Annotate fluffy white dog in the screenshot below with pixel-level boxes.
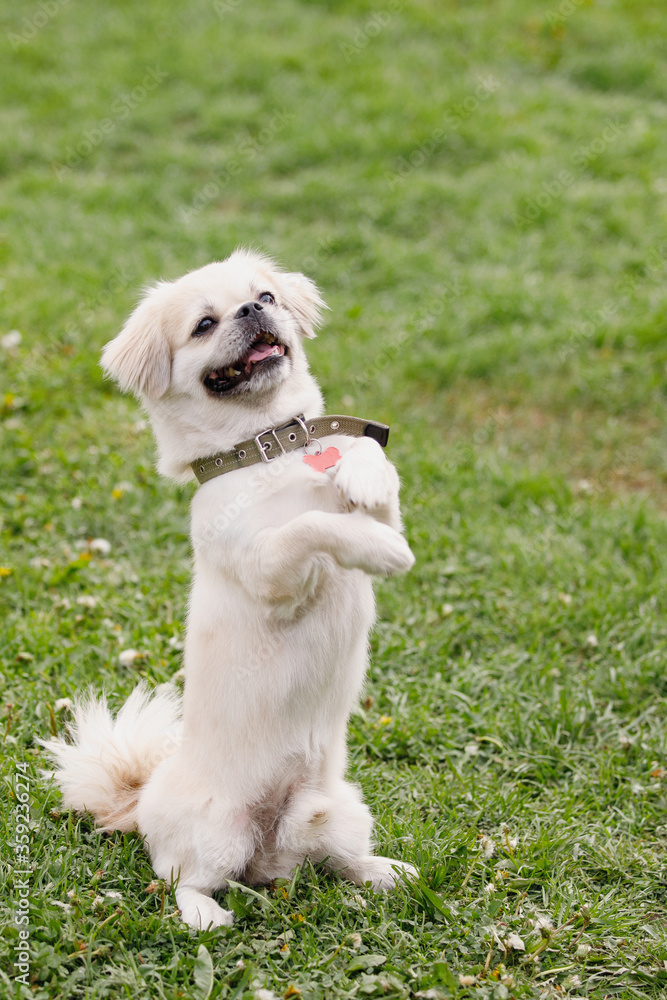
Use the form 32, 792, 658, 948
46, 249, 417, 929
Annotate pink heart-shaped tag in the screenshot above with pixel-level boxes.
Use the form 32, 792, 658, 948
303, 446, 341, 472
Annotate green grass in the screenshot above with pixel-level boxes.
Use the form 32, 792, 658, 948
2, 0, 667, 996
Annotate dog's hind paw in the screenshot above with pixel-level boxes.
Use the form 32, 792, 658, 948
176, 887, 234, 929
356, 855, 419, 890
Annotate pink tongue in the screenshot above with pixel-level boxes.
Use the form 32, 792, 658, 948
245, 343, 277, 364
243, 342, 283, 373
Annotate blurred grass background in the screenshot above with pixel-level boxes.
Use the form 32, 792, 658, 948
1, 0, 667, 997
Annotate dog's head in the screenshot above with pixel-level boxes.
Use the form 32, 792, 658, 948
101, 249, 327, 478
102, 248, 325, 402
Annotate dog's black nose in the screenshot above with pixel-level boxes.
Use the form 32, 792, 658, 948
234, 301, 264, 319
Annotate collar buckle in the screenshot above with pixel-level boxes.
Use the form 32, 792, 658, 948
254, 426, 287, 463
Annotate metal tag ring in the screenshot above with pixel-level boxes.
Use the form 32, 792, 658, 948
304, 438, 322, 456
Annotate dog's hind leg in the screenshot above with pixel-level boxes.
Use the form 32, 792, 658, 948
292, 781, 419, 891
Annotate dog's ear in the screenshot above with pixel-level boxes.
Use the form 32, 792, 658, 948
101, 285, 172, 399
280, 271, 328, 339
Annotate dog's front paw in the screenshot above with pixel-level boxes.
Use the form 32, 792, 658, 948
334, 439, 398, 512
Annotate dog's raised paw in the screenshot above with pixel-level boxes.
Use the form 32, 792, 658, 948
349, 521, 415, 577
333, 440, 398, 512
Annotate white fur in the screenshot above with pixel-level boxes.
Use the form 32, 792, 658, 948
46, 249, 417, 929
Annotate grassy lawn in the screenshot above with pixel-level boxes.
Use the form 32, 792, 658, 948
2, 0, 667, 996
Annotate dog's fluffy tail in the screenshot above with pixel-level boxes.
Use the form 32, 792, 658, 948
43, 683, 181, 832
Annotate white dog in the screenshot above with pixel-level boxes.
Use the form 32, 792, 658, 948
46, 249, 417, 929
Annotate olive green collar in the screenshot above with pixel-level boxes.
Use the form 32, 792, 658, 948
192, 413, 389, 485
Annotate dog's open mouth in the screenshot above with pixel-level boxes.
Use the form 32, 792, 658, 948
203, 332, 286, 395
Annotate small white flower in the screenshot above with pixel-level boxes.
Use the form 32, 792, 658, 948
585, 633, 598, 648
118, 648, 141, 667
348, 932, 362, 949
505, 932, 525, 951
88, 538, 111, 556
33, 557, 52, 569
1, 330, 22, 349
464, 742, 479, 756
353, 893, 367, 909
534, 915, 554, 934
67, 889, 77, 900
89, 538, 111, 555
114, 481, 134, 493
484, 882, 496, 894
168, 636, 184, 650
479, 835, 496, 858
53, 900, 73, 912
255, 991, 278, 1000
442, 603, 454, 616
92, 895, 105, 909
563, 974, 581, 988
618, 732, 634, 749
104, 890, 122, 899
459, 975, 477, 986
558, 592, 572, 606
575, 943, 591, 957
71, 497, 83, 510
54, 698, 73, 712
76, 595, 97, 608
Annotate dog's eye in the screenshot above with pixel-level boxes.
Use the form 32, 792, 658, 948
258, 292, 275, 305
193, 317, 216, 337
